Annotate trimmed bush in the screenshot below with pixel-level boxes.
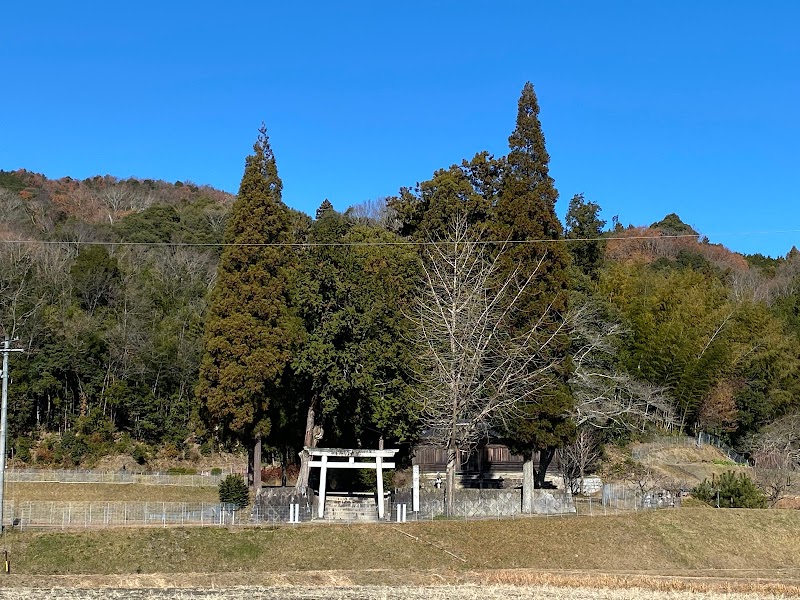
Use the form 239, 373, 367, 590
219, 474, 249, 509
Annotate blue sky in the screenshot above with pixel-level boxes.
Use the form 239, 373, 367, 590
2, 1, 798, 257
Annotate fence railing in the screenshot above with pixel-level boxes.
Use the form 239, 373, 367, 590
5, 469, 229, 487
695, 432, 749, 465
0, 489, 678, 530
1, 500, 240, 529
598, 483, 681, 512
631, 432, 749, 466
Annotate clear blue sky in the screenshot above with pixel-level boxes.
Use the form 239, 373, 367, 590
2, 1, 798, 257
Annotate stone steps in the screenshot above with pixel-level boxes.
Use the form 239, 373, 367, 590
317, 494, 382, 522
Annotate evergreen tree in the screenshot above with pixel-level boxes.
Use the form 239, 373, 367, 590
493, 83, 570, 325
650, 213, 698, 237
388, 164, 491, 240
494, 83, 574, 485
565, 193, 606, 278
293, 205, 419, 496
692, 471, 767, 508
196, 124, 302, 491
218, 474, 250, 509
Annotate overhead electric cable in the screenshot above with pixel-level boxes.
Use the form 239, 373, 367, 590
0, 230, 797, 249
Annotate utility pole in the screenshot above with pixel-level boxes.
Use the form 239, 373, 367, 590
0, 340, 24, 533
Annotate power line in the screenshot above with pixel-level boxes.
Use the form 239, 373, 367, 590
0, 230, 797, 249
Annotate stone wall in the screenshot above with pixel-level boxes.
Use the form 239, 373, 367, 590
394, 487, 575, 519
254, 485, 575, 523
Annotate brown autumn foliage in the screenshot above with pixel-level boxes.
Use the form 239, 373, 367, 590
605, 225, 750, 273
0, 169, 234, 230
698, 378, 741, 433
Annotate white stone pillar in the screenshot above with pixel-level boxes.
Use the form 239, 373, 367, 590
412, 465, 420, 512
376, 456, 384, 519
318, 455, 328, 519
522, 460, 534, 514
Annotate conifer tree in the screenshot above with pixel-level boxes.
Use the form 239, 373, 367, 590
565, 193, 606, 278
293, 204, 419, 496
196, 124, 302, 491
495, 83, 574, 487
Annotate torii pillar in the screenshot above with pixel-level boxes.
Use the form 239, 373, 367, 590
304, 447, 398, 519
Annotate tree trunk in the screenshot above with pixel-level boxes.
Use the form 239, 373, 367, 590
281, 446, 288, 487
252, 435, 262, 495
295, 396, 317, 497
534, 447, 556, 489
445, 443, 457, 517
247, 444, 254, 489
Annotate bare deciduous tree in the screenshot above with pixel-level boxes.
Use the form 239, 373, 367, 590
0, 242, 45, 343
94, 184, 154, 224
748, 413, 800, 505
346, 197, 401, 231
558, 427, 601, 494
568, 302, 677, 432
413, 218, 565, 515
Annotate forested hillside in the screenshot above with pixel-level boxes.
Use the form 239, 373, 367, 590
1, 84, 799, 487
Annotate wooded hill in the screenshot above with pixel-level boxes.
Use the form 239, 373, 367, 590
1, 84, 799, 487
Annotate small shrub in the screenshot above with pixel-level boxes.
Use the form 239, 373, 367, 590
219, 474, 249, 509
692, 470, 767, 508
166, 467, 197, 475
160, 443, 180, 460
14, 436, 33, 462
132, 444, 149, 465
114, 433, 135, 455
210, 467, 222, 476
55, 431, 88, 467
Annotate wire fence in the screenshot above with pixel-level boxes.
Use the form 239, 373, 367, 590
0, 489, 680, 530
696, 432, 749, 465
1, 500, 241, 529
596, 483, 681, 512
5, 469, 227, 487
631, 432, 749, 465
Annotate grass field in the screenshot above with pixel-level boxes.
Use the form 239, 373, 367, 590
1, 447, 797, 598
4, 483, 219, 503
0, 508, 798, 595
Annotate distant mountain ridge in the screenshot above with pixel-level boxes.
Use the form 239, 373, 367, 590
0, 169, 234, 239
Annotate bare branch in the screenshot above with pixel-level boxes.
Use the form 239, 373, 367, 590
413, 215, 565, 461
567, 302, 678, 432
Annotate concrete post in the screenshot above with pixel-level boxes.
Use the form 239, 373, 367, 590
522, 460, 534, 514
376, 456, 384, 519
412, 465, 420, 512
0, 340, 24, 531
317, 455, 328, 518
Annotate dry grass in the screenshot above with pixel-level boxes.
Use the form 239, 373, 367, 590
0, 589, 790, 600
3, 509, 799, 581
639, 445, 750, 486
0, 582, 797, 599
4, 483, 218, 503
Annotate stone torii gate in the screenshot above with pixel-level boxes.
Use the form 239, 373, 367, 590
304, 447, 398, 519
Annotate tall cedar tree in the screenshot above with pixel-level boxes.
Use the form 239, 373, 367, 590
495, 83, 574, 488
196, 125, 302, 491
